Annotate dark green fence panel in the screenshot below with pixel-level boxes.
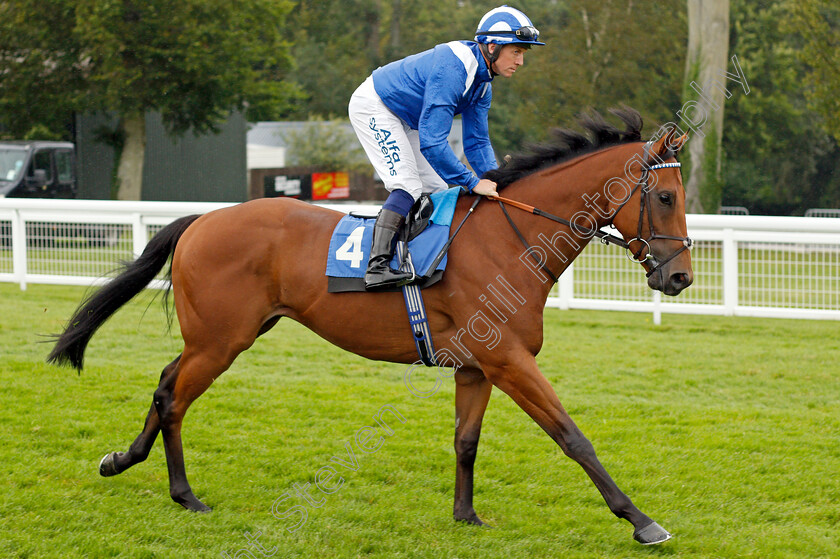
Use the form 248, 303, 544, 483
75, 112, 246, 202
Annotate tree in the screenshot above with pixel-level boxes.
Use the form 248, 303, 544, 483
682, 0, 730, 213
284, 118, 369, 172
78, 0, 302, 200
0, 0, 301, 199
0, 1, 85, 140
284, 0, 480, 120
785, 0, 840, 144
721, 0, 840, 215
491, 0, 686, 156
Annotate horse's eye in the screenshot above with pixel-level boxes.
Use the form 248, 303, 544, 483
659, 192, 673, 206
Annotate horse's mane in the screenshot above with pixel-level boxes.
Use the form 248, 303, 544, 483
484, 107, 644, 189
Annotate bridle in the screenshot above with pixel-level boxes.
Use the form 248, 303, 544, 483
624, 161, 693, 279
490, 152, 693, 284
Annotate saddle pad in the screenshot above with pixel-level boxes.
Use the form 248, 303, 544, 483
325, 187, 460, 280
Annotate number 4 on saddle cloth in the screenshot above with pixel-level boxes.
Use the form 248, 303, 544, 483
325, 187, 461, 294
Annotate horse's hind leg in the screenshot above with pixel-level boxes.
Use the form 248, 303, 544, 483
154, 345, 244, 512
99, 355, 181, 477
453, 368, 493, 526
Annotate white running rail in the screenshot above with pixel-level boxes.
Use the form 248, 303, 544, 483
2, 199, 839, 320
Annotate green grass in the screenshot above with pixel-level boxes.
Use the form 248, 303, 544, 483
1, 283, 839, 558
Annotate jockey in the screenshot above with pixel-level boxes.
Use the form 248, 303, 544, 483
349, 5, 544, 289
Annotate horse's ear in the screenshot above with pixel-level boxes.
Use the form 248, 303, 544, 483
650, 128, 689, 158
670, 133, 689, 154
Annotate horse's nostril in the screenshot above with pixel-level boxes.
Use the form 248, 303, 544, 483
671, 272, 692, 288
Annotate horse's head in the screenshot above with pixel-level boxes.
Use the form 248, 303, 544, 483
609, 127, 693, 296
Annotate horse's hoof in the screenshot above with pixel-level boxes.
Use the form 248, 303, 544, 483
454, 511, 492, 527
633, 521, 672, 545
174, 493, 212, 513
187, 502, 212, 513
99, 452, 121, 477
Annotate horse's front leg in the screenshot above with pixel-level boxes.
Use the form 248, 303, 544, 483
482, 355, 671, 545
453, 367, 493, 525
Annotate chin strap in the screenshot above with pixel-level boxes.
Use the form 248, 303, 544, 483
480, 43, 499, 77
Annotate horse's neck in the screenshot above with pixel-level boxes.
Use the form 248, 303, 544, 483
506, 145, 633, 215
497, 144, 638, 297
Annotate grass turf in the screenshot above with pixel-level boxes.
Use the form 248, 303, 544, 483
0, 282, 838, 558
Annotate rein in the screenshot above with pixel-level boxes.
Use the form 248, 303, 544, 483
489, 160, 692, 283
490, 194, 630, 284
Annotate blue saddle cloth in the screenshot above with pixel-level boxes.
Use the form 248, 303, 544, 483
325, 188, 460, 290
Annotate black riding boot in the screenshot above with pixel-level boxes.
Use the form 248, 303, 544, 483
365, 208, 413, 289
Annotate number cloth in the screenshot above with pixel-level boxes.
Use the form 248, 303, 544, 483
326, 187, 460, 280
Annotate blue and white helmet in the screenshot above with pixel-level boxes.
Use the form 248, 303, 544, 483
475, 5, 545, 46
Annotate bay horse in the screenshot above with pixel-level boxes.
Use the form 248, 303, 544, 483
48, 109, 692, 545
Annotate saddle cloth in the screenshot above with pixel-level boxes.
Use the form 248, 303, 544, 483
325, 188, 460, 293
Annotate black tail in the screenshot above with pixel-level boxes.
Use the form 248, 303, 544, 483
47, 214, 202, 371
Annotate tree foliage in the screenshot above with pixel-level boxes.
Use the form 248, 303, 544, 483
71, 0, 299, 134
785, 0, 840, 144
0, 0, 85, 139
0, 0, 300, 198
1, 0, 837, 212
284, 118, 369, 172
721, 0, 840, 215
283, 0, 482, 120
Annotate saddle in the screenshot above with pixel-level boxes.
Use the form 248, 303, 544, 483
328, 191, 459, 293
350, 194, 435, 244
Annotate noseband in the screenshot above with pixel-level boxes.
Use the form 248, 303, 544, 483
491, 158, 692, 283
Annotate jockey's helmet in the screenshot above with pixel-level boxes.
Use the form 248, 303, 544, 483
475, 5, 545, 47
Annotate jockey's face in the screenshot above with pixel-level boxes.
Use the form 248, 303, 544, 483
490, 44, 526, 78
